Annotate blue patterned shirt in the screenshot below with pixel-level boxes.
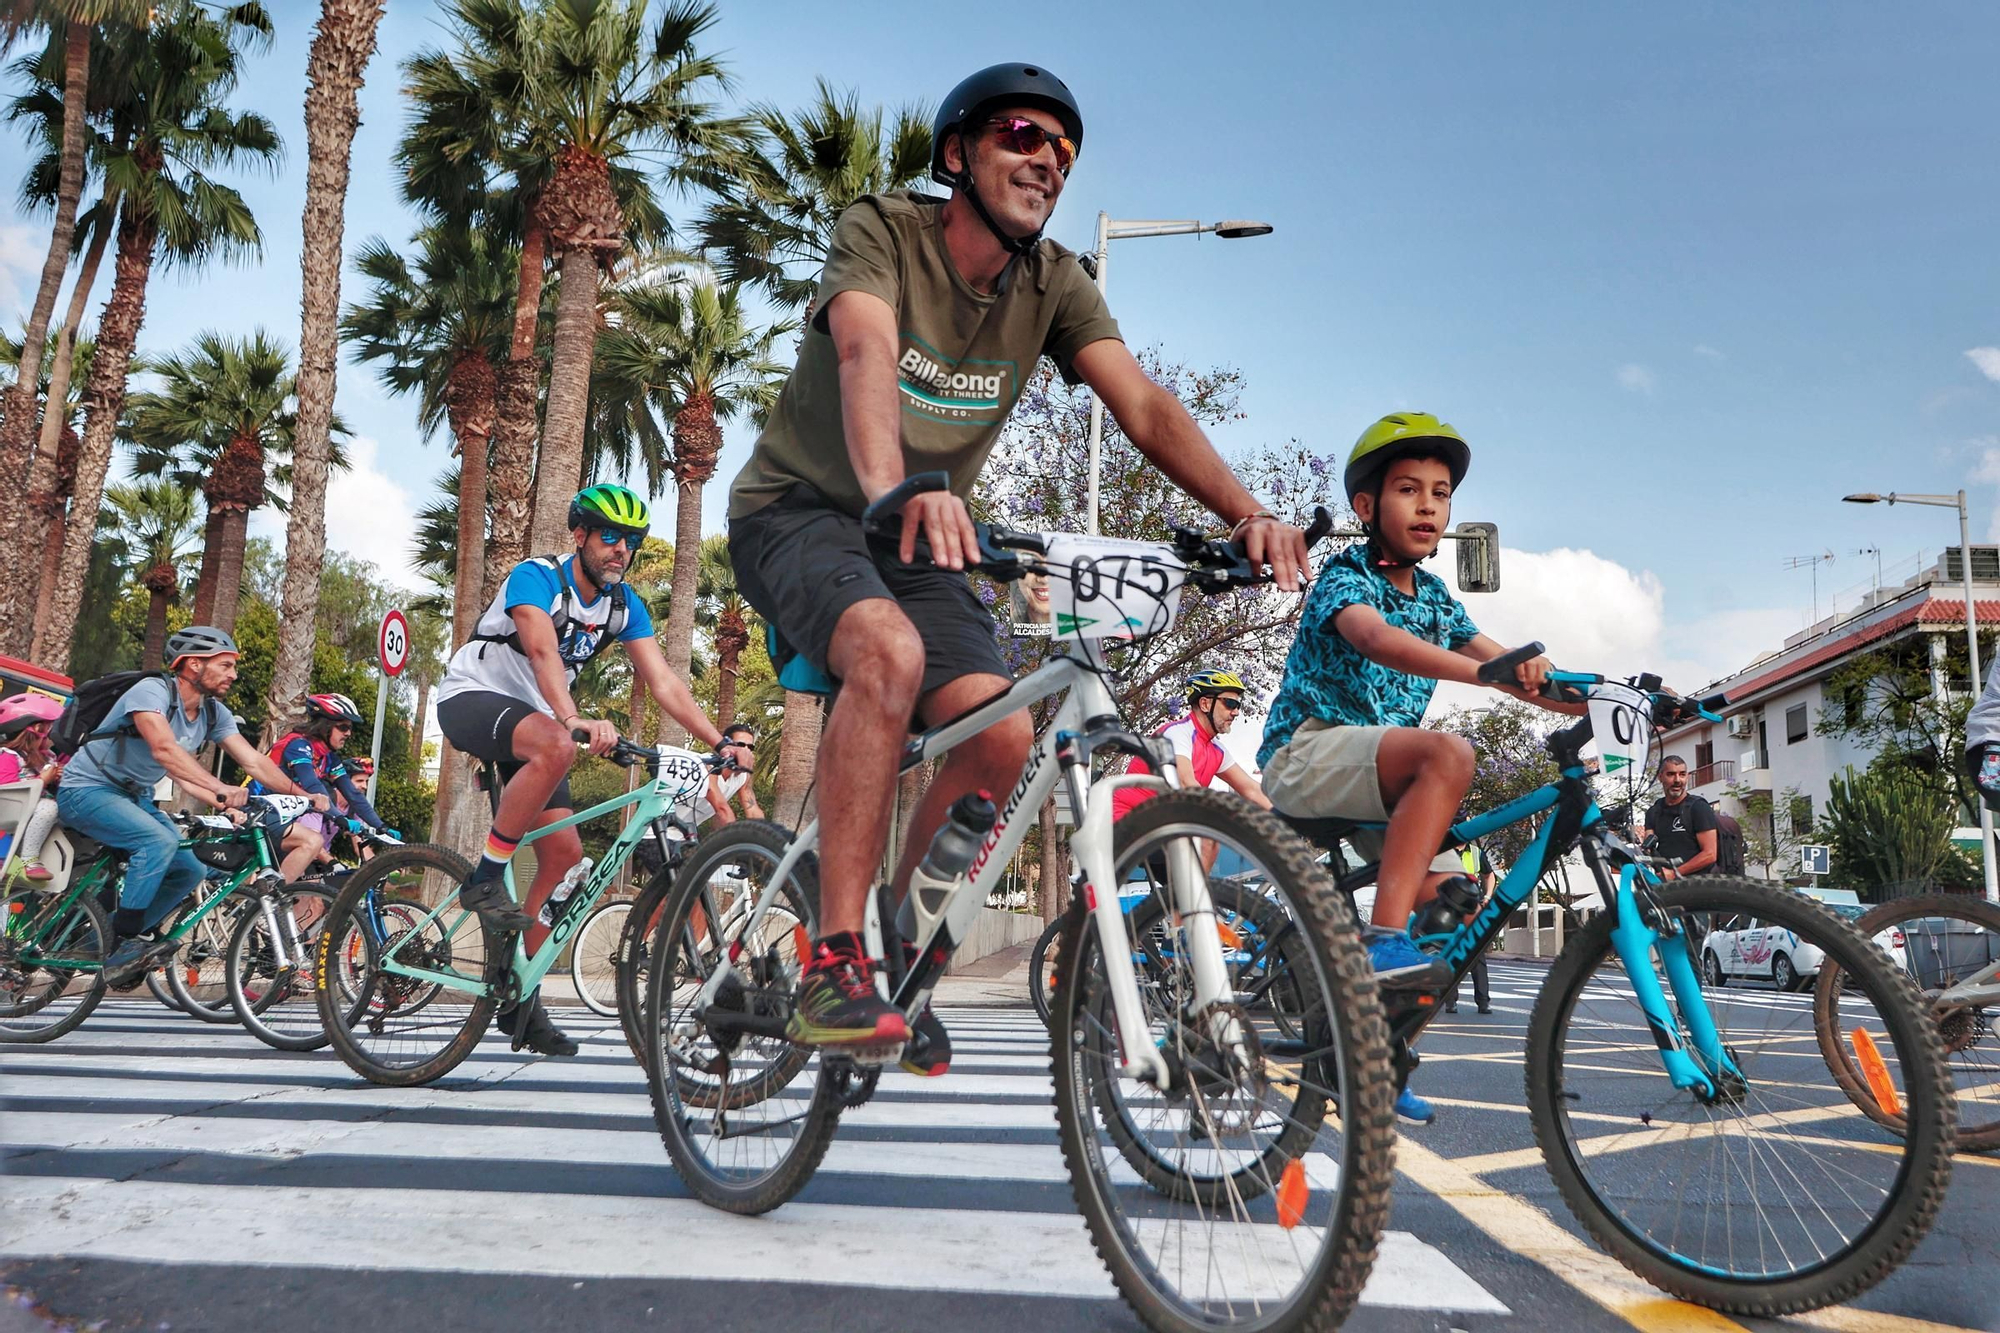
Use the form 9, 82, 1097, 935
1257, 544, 1481, 767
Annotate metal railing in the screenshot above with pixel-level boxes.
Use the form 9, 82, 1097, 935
1690, 760, 1735, 788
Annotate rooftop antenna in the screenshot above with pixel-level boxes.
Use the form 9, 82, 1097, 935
1784, 550, 1836, 624
1853, 546, 1882, 592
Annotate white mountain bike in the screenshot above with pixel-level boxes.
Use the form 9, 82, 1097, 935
638, 475, 1398, 1333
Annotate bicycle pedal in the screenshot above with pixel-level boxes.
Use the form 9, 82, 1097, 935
845, 1039, 907, 1069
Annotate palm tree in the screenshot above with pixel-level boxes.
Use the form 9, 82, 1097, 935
36, 1, 279, 671
1, 329, 91, 655
399, 0, 752, 561
0, 2, 150, 548
343, 223, 514, 651
102, 476, 199, 664
126, 329, 297, 635
596, 276, 786, 744
696, 532, 756, 729
263, 0, 387, 748
699, 79, 932, 315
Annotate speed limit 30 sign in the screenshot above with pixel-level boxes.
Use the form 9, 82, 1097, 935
379, 608, 410, 678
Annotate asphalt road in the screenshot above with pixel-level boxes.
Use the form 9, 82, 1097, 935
3, 961, 1996, 1333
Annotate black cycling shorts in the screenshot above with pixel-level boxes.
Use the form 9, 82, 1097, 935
435, 690, 575, 811
729, 484, 1009, 701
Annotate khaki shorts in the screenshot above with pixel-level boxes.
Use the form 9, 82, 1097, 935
1263, 721, 1463, 874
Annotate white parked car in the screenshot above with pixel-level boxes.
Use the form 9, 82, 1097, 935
1700, 891, 1906, 990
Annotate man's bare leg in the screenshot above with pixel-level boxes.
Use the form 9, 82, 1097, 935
817, 599, 926, 936
889, 674, 1029, 898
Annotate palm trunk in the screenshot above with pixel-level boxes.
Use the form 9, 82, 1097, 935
715, 641, 741, 731
659, 477, 704, 747
431, 743, 466, 849
488, 224, 546, 590
444, 351, 495, 650
772, 690, 823, 827
190, 506, 226, 624
208, 506, 252, 636
25, 216, 112, 652
142, 588, 171, 666
409, 678, 430, 767
41, 199, 160, 673
264, 0, 386, 746
0, 21, 92, 618
529, 248, 598, 554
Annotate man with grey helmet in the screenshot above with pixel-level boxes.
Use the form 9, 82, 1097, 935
56, 627, 330, 986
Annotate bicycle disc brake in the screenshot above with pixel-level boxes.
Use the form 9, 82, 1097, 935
1174, 1001, 1269, 1137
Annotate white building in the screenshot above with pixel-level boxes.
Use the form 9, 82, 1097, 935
1660, 547, 2000, 864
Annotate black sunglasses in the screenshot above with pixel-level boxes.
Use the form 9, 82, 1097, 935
1212, 696, 1245, 711
984, 115, 1077, 175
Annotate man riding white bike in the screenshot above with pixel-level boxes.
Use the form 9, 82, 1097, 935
726, 62, 1308, 1069
435, 483, 725, 1056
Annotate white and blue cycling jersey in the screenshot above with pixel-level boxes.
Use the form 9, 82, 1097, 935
436, 555, 656, 715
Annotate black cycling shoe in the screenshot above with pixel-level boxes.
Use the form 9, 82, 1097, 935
458, 872, 534, 934
497, 993, 578, 1057
100, 931, 177, 989
896, 943, 950, 1077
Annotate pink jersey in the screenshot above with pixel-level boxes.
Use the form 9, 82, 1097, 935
1111, 715, 1239, 820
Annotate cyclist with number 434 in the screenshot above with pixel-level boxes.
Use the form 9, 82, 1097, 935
726, 61, 1309, 1068
434, 484, 725, 1056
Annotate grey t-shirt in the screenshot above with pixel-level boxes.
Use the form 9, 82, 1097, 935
63, 676, 238, 794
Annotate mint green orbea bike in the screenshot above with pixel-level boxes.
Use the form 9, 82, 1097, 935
313, 745, 727, 1086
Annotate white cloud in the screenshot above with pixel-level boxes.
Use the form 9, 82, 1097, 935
248, 434, 427, 593
0, 224, 43, 323
1693, 344, 1724, 360
1967, 348, 2000, 383
1615, 363, 1656, 394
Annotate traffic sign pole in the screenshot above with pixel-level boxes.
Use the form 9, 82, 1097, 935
367, 675, 388, 804
372, 609, 411, 805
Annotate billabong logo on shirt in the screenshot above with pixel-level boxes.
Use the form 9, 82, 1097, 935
897, 338, 1016, 424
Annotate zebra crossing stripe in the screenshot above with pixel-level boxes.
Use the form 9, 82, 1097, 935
2, 1002, 1510, 1315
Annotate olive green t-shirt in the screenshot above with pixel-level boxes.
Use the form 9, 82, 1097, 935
728, 190, 1122, 520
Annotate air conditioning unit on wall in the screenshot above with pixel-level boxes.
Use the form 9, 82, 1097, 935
1725, 714, 1756, 739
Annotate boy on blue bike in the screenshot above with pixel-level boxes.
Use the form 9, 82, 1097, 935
1259, 413, 1578, 1121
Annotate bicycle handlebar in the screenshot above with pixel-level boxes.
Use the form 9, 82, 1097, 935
1474, 643, 1728, 731
857, 469, 1336, 592
569, 729, 740, 774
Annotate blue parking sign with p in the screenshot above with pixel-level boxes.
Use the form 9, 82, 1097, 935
1800, 844, 1831, 876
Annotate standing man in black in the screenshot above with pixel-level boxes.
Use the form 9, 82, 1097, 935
1645, 755, 1718, 881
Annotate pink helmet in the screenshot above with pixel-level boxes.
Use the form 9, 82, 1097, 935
0, 692, 64, 731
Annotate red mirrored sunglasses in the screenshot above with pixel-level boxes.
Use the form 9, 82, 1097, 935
985, 116, 1076, 175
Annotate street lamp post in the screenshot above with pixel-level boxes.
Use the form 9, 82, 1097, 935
1843, 489, 1999, 904
1082, 212, 1274, 534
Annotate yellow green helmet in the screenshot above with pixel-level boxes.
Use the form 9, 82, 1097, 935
568, 483, 651, 535
1186, 668, 1246, 701
1343, 412, 1470, 503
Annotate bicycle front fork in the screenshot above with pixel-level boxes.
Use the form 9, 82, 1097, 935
1599, 857, 1742, 1100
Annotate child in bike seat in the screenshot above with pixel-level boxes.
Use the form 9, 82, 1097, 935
0, 692, 65, 884
1257, 414, 1578, 1121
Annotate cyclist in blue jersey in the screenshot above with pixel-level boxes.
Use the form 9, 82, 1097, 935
435, 484, 725, 1055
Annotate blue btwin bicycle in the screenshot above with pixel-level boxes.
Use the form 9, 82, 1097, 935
1280, 643, 1955, 1314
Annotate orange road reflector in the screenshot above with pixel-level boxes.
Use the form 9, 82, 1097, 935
1277, 1158, 1308, 1229
1849, 1028, 1903, 1118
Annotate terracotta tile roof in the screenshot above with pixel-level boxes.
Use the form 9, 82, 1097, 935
1721, 597, 2000, 708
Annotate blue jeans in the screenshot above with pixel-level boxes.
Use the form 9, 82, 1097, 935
55, 783, 204, 932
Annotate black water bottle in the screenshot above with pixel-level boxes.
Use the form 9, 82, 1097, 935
1409, 874, 1482, 941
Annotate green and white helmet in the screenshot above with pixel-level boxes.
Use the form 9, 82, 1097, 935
568, 484, 651, 536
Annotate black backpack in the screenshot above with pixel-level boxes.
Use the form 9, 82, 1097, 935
1715, 813, 1747, 877
49, 671, 223, 761
471, 555, 631, 669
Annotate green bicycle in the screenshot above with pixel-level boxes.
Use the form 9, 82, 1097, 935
0, 794, 314, 1042
312, 743, 728, 1086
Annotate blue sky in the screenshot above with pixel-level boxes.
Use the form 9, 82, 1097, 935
5, 0, 1999, 702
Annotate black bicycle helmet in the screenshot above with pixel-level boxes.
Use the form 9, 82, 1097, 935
931, 63, 1083, 256
164, 625, 240, 668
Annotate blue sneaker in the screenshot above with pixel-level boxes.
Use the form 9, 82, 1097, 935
1395, 1087, 1435, 1125
1366, 930, 1445, 988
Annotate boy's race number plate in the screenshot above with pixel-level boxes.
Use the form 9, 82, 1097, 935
1041, 535, 1184, 642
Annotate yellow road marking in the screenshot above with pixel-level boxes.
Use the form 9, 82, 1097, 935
1394, 1135, 1750, 1333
